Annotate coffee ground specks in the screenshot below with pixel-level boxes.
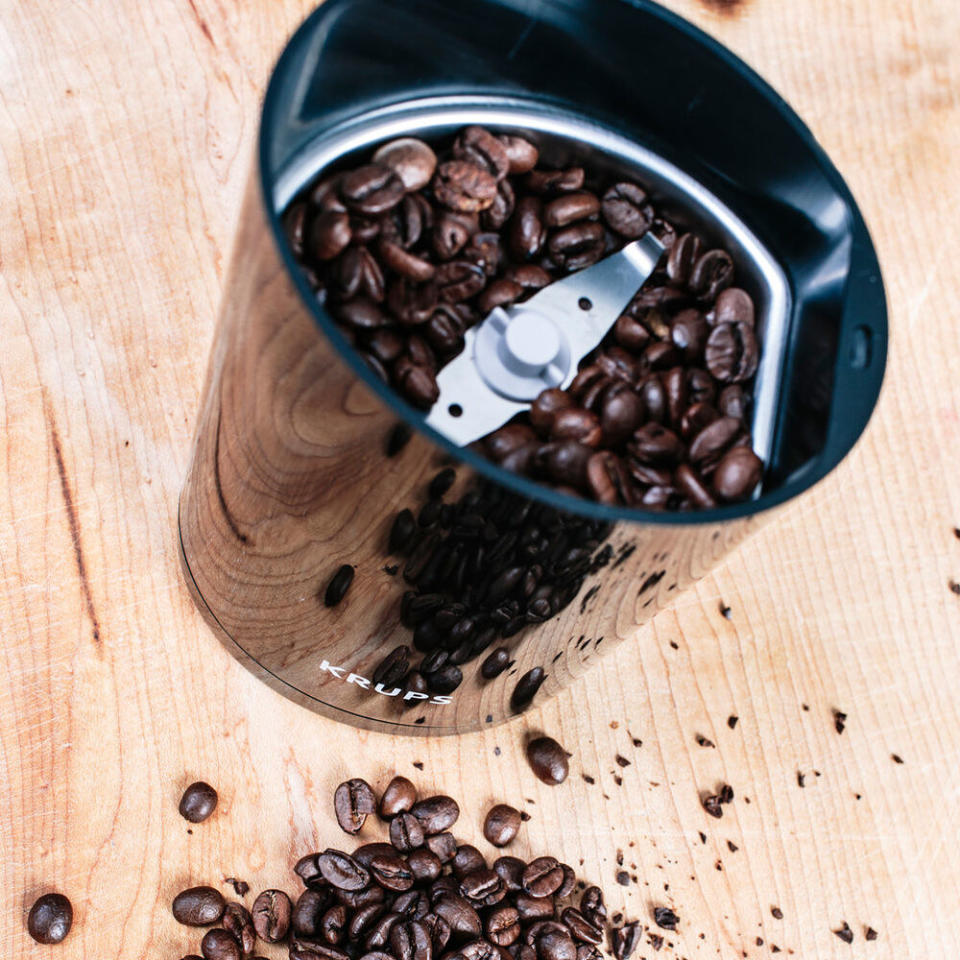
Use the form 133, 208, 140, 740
833, 921, 854, 943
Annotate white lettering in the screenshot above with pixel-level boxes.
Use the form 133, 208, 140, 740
374, 682, 402, 697
430, 695, 453, 705
346, 673, 370, 689
318, 660, 345, 679
403, 690, 429, 702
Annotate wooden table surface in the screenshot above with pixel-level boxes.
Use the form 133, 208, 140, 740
3, 0, 960, 957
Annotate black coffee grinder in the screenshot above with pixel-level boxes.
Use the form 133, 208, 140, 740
179, 0, 886, 733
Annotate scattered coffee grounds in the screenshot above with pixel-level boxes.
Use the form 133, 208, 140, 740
698, 831, 707, 844
284, 125, 765, 512
718, 783, 734, 804
726, 841, 738, 853
865, 926, 878, 941
695, 734, 715, 748
179, 781, 218, 823
614, 754, 631, 767
27, 892, 73, 944
755, 936, 764, 946
833, 710, 847, 735
483, 804, 522, 847
796, 771, 805, 788
612, 920, 641, 960
833, 921, 854, 943
718, 603, 732, 619
224, 878, 250, 897
172, 886, 227, 926
950, 580, 960, 596
701, 794, 723, 818
770, 906, 783, 920
382, 470, 610, 696
526, 736, 570, 785
582, 774, 595, 785
647, 931, 664, 951
324, 564, 356, 607
175, 774, 635, 960
615, 871, 630, 886
653, 906, 679, 931
727, 715, 738, 729
891, 753, 904, 764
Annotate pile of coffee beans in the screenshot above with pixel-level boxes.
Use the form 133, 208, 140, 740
375, 470, 614, 701
285, 125, 764, 511
172, 774, 634, 960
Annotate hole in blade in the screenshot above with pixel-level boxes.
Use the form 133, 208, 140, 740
578, 297, 592, 311
448, 403, 463, 418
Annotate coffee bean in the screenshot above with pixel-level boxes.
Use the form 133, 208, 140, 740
505, 263, 552, 292
688, 417, 741, 466
670, 309, 709, 362
543, 192, 600, 228
379, 775, 417, 817
433, 161, 498, 213
628, 423, 683, 466
613, 313, 651, 352
689, 249, 734, 299
482, 178, 517, 230
705, 321, 759, 382
425, 831, 457, 863
587, 451, 632, 505
561, 908, 602, 944
27, 893, 73, 944
179, 781, 218, 823
511, 667, 547, 712
334, 778, 377, 834
498, 135, 539, 174
477, 278, 524, 314
537, 928, 577, 960
410, 795, 459, 835
483, 804, 522, 847
310, 211, 352, 261
675, 463, 716, 509
173, 886, 226, 926
390, 918, 432, 960
332, 246, 385, 302
612, 921, 641, 960
535, 442, 591, 488
404, 848, 441, 883
480, 647, 511, 679
712, 446, 763, 501
222, 901, 256, 954
550, 408, 601, 446
680, 401, 718, 439
319, 849, 370, 890
380, 239, 436, 283
522, 857, 564, 897
547, 221, 604, 271
341, 164, 405, 216
599, 382, 644, 446
425, 663, 462, 694
487, 905, 522, 945
390, 812, 425, 852
372, 138, 437, 192
284, 202, 308, 258
712, 286, 754, 326
325, 565, 356, 608
370, 853, 415, 892
432, 894, 482, 938
508, 196, 546, 260
373, 646, 411, 686
652, 906, 679, 931
516, 893, 555, 922
293, 888, 333, 938
454, 126, 510, 182
601, 183, 652, 238
251, 889, 292, 943
460, 867, 503, 902
525, 167, 584, 194
201, 928, 241, 960
666, 233, 701, 285
526, 737, 568, 785
395, 359, 440, 409
433, 259, 487, 303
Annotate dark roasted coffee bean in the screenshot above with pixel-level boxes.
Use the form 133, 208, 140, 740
537, 929, 576, 960
477, 278, 524, 314
333, 246, 385, 302
666, 233, 701, 285
464, 231, 503, 276
373, 646, 411, 686
712, 446, 763, 502
371, 853, 415, 892
360, 350, 389, 382
515, 893, 555, 922
550, 408, 602, 447
27, 892, 73, 945
522, 857, 564, 897
482, 177, 517, 230
641, 485, 676, 510
525, 167, 585, 194
505, 263, 553, 292
511, 666, 547, 712
390, 919, 433, 960
201, 928, 241, 960
483, 804, 522, 847
372, 138, 437, 192
379, 775, 417, 818
529, 388, 572, 436
294, 854, 325, 889
432, 211, 478, 261
680, 401, 719, 439
601, 183, 653, 238
432, 894, 482, 939
425, 664, 462, 694
576, 947, 603, 960
336, 884, 385, 910
705, 321, 759, 382
292, 947, 351, 960
485, 424, 537, 462
674, 463, 716, 509
388, 277, 438, 326
406, 848, 443, 883
179, 781, 218, 823
451, 845, 487, 879
390, 812, 425, 852
717, 384, 749, 421
222, 902, 255, 954
333, 297, 388, 330
390, 509, 417, 554
492, 856, 526, 892
487, 906, 522, 946
652, 906, 679, 931
628, 461, 672, 487
599, 382, 644, 446
395, 358, 440, 409
341, 164, 405, 216
686, 367, 716, 406
319, 849, 370, 890
689, 249, 734, 299
613, 312, 651, 352
454, 126, 510, 182
526, 736, 568, 785
712, 286, 754, 326
628, 423, 683, 466
354, 844, 399, 870
310, 211, 352, 261
320, 904, 349, 944
433, 161, 498, 212
382, 193, 431, 249
434, 260, 487, 303
587, 451, 632, 505
537, 442, 591, 489
643, 340, 681, 370
459, 940, 501, 960
172, 886, 226, 926
284, 201, 308, 258
662, 366, 687, 429
543, 192, 600, 228
612, 921, 640, 960
460, 868, 502, 902
547, 221, 605, 271
579, 887, 606, 926
638, 375, 667, 424
508, 196, 546, 260
325, 565, 356, 608
365, 911, 402, 948
293, 888, 331, 937
425, 831, 458, 862
670, 308, 709, 361
561, 908, 602, 945
424, 305, 467, 357
481, 647, 512, 679
363, 327, 405, 364
251, 890, 292, 943
380, 239, 436, 283
689, 416, 740, 466
497, 135, 539, 174
410, 795, 459, 835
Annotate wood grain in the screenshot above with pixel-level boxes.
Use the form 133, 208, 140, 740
2, 0, 959, 957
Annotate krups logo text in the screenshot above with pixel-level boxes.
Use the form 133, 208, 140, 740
318, 660, 452, 705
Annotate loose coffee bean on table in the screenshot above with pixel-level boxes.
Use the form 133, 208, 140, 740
173, 773, 643, 960
526, 736, 570, 785
285, 125, 765, 512
334, 777, 377, 834
179, 781, 218, 823
483, 803, 522, 847
27, 892, 73, 944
